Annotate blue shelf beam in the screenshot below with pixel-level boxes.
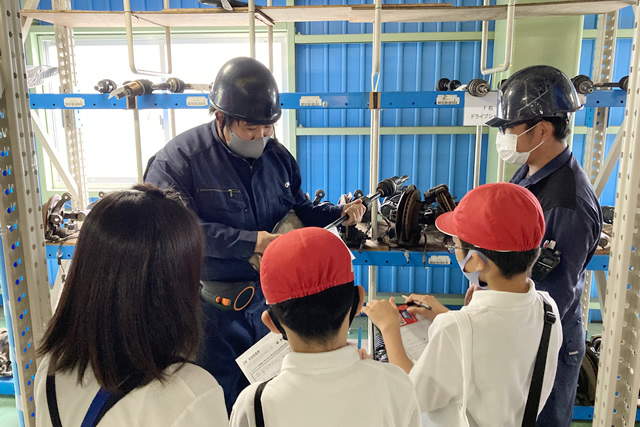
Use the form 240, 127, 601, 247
352, 251, 608, 271
573, 405, 640, 421
46, 243, 609, 271
0, 376, 14, 396
29, 90, 626, 110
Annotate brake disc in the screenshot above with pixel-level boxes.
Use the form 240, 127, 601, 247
396, 187, 421, 246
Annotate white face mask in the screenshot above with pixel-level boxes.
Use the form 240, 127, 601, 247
227, 132, 270, 159
496, 122, 544, 165
458, 250, 488, 289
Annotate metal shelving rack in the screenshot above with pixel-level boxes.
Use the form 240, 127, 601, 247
0, 0, 638, 426
593, 1, 640, 424
0, 1, 52, 425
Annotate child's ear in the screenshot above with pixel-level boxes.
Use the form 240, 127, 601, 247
469, 252, 487, 272
355, 285, 365, 315
261, 310, 281, 334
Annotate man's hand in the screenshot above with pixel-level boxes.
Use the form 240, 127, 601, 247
255, 231, 280, 254
405, 293, 449, 321
341, 199, 366, 226
361, 297, 402, 334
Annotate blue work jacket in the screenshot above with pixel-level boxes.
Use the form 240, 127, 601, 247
144, 121, 342, 282
511, 147, 602, 357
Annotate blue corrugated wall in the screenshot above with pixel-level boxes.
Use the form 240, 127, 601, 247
33, 0, 634, 299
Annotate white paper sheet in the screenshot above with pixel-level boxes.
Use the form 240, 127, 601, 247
235, 332, 291, 383
400, 317, 432, 362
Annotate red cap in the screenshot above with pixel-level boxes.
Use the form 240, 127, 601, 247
435, 183, 545, 252
260, 227, 355, 304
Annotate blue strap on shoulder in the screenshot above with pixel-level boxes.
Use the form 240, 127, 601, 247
81, 388, 113, 427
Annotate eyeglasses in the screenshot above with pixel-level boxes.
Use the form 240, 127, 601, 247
443, 236, 471, 254
444, 244, 465, 254
498, 120, 542, 136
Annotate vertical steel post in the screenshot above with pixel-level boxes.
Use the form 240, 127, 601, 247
580, 11, 618, 332
367, 0, 383, 354
0, 1, 52, 425
594, 3, 640, 425
52, 0, 88, 209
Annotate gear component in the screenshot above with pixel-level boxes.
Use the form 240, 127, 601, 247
94, 79, 117, 94
467, 78, 490, 97
436, 78, 461, 91
571, 74, 594, 95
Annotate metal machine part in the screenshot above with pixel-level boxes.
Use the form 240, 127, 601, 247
383, 183, 456, 248
436, 78, 461, 91
576, 336, 601, 406
324, 175, 409, 230
337, 192, 369, 250
572, 74, 629, 95
467, 78, 490, 97
197, 0, 247, 9
602, 205, 614, 224
110, 79, 154, 99
423, 183, 457, 215
395, 186, 422, 247
437, 78, 489, 97
108, 78, 210, 100
93, 79, 117, 94
312, 189, 325, 206
272, 209, 305, 234
42, 193, 87, 242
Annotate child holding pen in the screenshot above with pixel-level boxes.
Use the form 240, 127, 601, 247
230, 227, 420, 427
363, 183, 563, 426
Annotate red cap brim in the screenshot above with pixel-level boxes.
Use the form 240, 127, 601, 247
435, 211, 457, 238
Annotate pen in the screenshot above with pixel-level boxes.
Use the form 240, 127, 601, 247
402, 295, 432, 310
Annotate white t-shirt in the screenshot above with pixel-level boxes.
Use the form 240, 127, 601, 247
230, 345, 421, 427
34, 354, 228, 427
409, 280, 562, 427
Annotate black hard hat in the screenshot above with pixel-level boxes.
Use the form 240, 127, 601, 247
210, 57, 281, 125
486, 65, 582, 128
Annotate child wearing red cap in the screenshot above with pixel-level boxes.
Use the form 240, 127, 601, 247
363, 183, 562, 426
230, 227, 421, 427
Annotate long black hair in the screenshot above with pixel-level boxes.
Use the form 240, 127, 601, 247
38, 184, 205, 392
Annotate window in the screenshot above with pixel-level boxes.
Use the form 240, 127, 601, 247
37, 32, 287, 190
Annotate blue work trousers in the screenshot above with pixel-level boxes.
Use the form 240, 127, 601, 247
536, 318, 585, 427
196, 288, 270, 414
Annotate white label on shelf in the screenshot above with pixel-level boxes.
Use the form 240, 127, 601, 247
578, 94, 587, 105
300, 96, 322, 107
63, 97, 85, 108
186, 96, 208, 107
428, 255, 451, 265
435, 94, 460, 105
463, 92, 498, 126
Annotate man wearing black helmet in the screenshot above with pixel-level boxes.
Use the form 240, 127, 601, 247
485, 65, 602, 426
144, 57, 365, 412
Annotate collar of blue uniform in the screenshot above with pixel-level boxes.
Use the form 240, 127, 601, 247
512, 146, 572, 187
